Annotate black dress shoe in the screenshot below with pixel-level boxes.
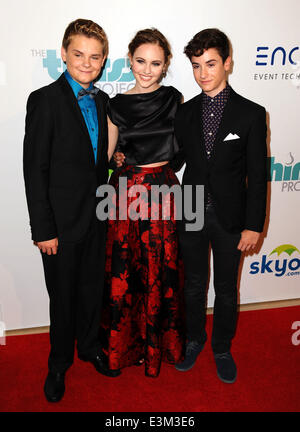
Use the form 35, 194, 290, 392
79, 351, 121, 377
214, 351, 237, 383
175, 341, 204, 372
44, 371, 65, 403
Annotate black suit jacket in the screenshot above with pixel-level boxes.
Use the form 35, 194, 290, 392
23, 74, 109, 242
174, 88, 267, 234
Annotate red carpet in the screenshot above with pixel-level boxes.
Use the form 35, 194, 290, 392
0, 306, 299, 412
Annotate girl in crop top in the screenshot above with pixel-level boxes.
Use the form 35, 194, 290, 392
100, 28, 185, 378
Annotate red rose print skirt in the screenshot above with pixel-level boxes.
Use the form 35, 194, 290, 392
100, 163, 185, 377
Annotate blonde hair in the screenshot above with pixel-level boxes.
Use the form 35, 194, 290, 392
62, 19, 109, 57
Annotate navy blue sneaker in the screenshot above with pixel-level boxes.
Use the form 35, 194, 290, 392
214, 352, 237, 383
175, 341, 204, 371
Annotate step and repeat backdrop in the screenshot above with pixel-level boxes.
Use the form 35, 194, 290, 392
0, 0, 299, 330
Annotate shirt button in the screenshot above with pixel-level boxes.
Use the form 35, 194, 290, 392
208, 132, 212, 136
211, 113, 214, 117
87, 109, 89, 112
92, 128, 94, 131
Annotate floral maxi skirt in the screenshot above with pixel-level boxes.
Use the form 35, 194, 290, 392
100, 164, 185, 377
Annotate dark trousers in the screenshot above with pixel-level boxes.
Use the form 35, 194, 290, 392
178, 206, 241, 354
41, 221, 106, 373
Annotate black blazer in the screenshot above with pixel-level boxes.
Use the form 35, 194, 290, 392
23, 74, 109, 242
174, 88, 267, 234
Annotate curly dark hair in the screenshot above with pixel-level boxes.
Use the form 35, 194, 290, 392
184, 28, 230, 63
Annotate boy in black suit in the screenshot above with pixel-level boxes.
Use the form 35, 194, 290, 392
23, 19, 119, 403
174, 29, 267, 383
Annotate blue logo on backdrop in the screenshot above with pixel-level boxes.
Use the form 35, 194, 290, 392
254, 46, 300, 85
97, 57, 134, 95
42, 50, 66, 80
256, 46, 299, 66
249, 244, 300, 278
268, 154, 300, 192
42, 50, 134, 95
98, 58, 133, 82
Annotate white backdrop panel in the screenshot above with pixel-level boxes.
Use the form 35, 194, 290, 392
0, 0, 299, 330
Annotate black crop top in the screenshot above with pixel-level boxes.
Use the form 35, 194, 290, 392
108, 85, 182, 165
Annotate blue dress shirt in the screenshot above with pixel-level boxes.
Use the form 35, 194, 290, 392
64, 70, 99, 163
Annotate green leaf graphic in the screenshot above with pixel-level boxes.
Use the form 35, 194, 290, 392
269, 244, 300, 257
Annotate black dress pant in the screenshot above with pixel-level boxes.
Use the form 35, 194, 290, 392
41, 221, 106, 373
178, 206, 241, 354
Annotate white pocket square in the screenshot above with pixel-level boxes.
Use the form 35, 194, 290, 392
223, 133, 240, 141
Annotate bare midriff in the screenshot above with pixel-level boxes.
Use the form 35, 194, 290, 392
137, 161, 169, 168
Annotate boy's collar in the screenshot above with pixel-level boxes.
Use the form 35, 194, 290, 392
202, 82, 231, 104
64, 69, 93, 97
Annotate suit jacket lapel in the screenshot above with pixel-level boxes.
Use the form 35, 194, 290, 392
57, 74, 94, 152
94, 94, 106, 166
191, 93, 208, 163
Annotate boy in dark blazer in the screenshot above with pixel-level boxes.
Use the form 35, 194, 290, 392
23, 19, 119, 403
174, 29, 267, 383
